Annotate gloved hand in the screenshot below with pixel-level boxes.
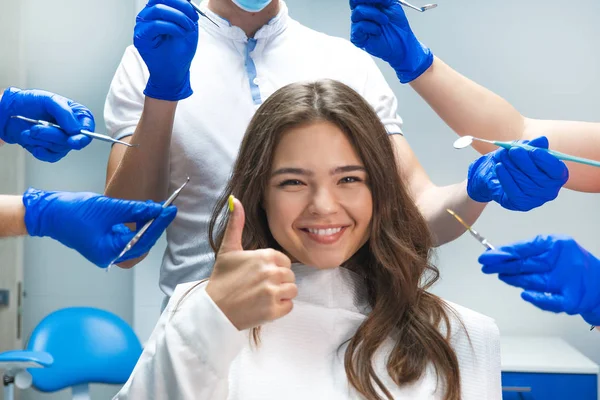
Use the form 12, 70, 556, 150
479, 234, 600, 326
0, 87, 94, 162
467, 136, 568, 211
349, 0, 433, 83
22, 188, 177, 268
134, 0, 199, 101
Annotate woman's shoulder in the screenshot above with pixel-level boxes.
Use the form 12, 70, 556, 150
165, 279, 211, 314
443, 300, 499, 337
442, 300, 501, 376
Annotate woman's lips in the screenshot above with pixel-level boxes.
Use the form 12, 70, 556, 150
300, 226, 348, 245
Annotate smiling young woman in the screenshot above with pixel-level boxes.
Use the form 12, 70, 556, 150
114, 79, 501, 400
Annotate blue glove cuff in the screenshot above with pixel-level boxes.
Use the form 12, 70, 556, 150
0, 87, 21, 143
581, 312, 600, 327
467, 181, 490, 203
466, 157, 493, 203
393, 45, 434, 84
143, 72, 193, 101
22, 187, 48, 237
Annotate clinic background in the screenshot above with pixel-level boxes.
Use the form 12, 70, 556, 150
1, 0, 599, 398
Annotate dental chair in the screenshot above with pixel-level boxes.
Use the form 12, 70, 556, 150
0, 307, 142, 400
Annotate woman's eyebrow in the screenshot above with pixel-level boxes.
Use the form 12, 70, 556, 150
271, 165, 366, 177
271, 167, 313, 177
331, 165, 366, 174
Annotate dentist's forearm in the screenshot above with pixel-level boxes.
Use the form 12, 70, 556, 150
105, 97, 176, 203
104, 97, 176, 269
410, 57, 526, 153
411, 57, 600, 192
0, 195, 27, 237
415, 180, 487, 246
390, 135, 487, 246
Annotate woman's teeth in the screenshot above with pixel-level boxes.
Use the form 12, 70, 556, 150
307, 227, 342, 236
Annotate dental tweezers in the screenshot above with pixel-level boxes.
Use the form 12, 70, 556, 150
11, 115, 136, 148
446, 209, 495, 250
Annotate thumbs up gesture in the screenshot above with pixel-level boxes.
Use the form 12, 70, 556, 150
206, 196, 297, 331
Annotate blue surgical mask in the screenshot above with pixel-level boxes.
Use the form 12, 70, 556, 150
231, 0, 273, 12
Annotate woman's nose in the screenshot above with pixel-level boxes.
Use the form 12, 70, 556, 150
307, 188, 339, 216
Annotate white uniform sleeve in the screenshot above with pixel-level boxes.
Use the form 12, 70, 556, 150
358, 53, 404, 135
104, 45, 149, 141
114, 281, 245, 400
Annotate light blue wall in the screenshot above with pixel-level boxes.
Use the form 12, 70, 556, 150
19, 1, 137, 399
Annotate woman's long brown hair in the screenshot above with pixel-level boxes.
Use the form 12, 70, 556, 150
208, 80, 461, 400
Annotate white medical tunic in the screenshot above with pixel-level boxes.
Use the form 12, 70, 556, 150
114, 264, 502, 399
104, 1, 404, 297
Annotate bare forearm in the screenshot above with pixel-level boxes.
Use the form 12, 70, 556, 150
415, 180, 487, 246
105, 98, 177, 269
0, 195, 27, 237
390, 135, 487, 246
105, 97, 177, 203
411, 58, 600, 192
523, 119, 600, 192
410, 57, 526, 150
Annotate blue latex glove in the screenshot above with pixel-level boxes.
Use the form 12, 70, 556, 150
22, 188, 177, 268
479, 235, 600, 326
349, 0, 433, 83
0, 87, 94, 163
134, 0, 199, 101
467, 136, 569, 212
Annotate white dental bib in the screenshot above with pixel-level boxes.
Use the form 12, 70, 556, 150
115, 264, 501, 399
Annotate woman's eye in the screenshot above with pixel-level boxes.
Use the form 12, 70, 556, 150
278, 179, 304, 187
339, 176, 362, 184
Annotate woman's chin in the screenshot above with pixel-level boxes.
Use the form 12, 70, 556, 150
296, 254, 348, 270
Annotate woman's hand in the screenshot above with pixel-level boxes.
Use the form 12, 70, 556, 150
206, 196, 297, 331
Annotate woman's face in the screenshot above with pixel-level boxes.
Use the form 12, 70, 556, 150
263, 120, 373, 269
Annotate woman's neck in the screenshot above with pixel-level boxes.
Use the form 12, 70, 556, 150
207, 0, 281, 38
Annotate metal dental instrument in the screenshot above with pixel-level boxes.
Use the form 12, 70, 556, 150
446, 209, 495, 250
107, 177, 190, 271
398, 0, 438, 12
11, 115, 137, 148
454, 135, 600, 169
186, 0, 219, 27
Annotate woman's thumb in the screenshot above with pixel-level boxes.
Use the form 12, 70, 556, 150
218, 195, 245, 254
